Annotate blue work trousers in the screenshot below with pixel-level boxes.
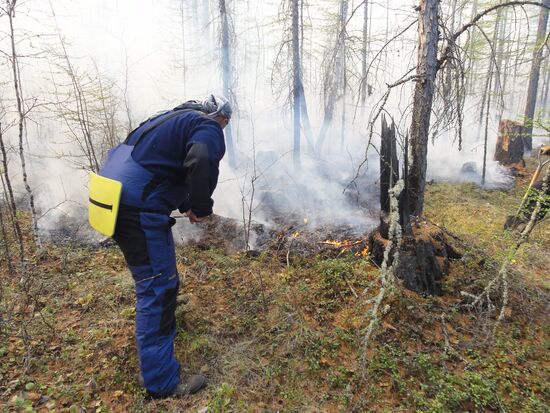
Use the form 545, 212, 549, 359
113, 208, 181, 396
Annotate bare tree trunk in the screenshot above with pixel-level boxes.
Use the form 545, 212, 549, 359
492, 7, 507, 116
340, 0, 349, 150
501, 8, 516, 104
219, 0, 236, 168
466, 0, 479, 95
292, 0, 302, 169
482, 70, 493, 185
0, 199, 14, 275
299, 93, 314, 153
341, 64, 347, 150
541, 57, 550, 107
408, 0, 440, 217
0, 123, 24, 263
523, 0, 550, 151
7, 1, 39, 245
479, 11, 501, 125
179, 0, 187, 96
316, 0, 348, 154
360, 0, 369, 105
443, 0, 459, 99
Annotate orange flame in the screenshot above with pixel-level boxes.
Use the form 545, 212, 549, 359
321, 239, 365, 255
355, 246, 369, 257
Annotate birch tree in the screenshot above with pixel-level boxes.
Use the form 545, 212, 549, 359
2, 0, 39, 242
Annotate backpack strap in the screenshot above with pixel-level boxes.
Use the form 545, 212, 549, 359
124, 109, 199, 146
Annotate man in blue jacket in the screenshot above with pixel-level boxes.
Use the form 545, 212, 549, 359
99, 95, 230, 398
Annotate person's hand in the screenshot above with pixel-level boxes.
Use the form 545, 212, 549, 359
185, 210, 204, 224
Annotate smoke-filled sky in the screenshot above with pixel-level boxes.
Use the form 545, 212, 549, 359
0, 0, 544, 243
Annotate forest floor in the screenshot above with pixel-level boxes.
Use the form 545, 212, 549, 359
1, 160, 549, 413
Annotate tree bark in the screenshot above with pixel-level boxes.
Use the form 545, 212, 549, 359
408, 0, 440, 217
316, 0, 348, 154
466, 0, 479, 95
443, 0, 459, 99
523, 0, 550, 151
179, 0, 187, 96
0, 198, 14, 275
360, 0, 369, 105
219, 0, 236, 168
0, 123, 24, 262
478, 9, 501, 126
541, 57, 550, 108
7, 1, 39, 244
291, 0, 302, 169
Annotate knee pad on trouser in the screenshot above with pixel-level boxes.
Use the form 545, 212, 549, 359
129, 212, 181, 396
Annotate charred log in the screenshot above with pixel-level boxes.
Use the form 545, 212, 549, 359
494, 119, 525, 166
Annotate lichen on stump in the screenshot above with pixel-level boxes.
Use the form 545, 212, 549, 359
369, 220, 462, 295
494, 119, 525, 166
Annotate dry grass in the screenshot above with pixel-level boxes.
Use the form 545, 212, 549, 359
424, 181, 550, 288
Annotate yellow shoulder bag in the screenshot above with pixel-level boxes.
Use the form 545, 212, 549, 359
88, 172, 122, 237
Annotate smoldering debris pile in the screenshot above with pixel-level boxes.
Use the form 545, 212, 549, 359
173, 214, 374, 258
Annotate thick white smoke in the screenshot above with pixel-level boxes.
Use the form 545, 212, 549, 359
0, 0, 540, 245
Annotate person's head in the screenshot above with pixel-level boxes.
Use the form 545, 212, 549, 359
202, 94, 232, 129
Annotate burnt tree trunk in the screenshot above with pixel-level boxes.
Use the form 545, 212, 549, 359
408, 0, 439, 217
370, 220, 462, 295
370, 116, 460, 296
396, 223, 462, 295
523, 0, 550, 151
494, 119, 525, 166
379, 115, 399, 238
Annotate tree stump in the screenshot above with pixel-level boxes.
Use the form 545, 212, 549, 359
494, 119, 525, 166
369, 221, 463, 295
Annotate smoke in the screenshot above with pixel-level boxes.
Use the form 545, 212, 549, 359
0, 0, 537, 246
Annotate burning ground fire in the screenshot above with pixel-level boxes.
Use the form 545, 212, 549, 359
320, 239, 369, 257
286, 226, 370, 258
